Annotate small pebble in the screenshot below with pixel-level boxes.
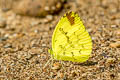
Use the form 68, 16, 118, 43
52, 62, 61, 70
117, 73, 120, 80
110, 42, 120, 48
106, 58, 116, 64
41, 54, 46, 59
0, 58, 2, 64
0, 37, 8, 41
4, 44, 12, 48
39, 49, 43, 53
56, 2, 62, 9
71, 71, 77, 77
58, 72, 64, 78
34, 29, 39, 33
0, 17, 6, 28
44, 6, 50, 11
87, 28, 92, 32
111, 25, 117, 28
115, 29, 120, 36
92, 37, 96, 40
46, 15, 53, 22
31, 21, 40, 26
4, 34, 10, 38
42, 44, 46, 47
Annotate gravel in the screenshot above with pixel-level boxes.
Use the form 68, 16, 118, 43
0, 0, 120, 80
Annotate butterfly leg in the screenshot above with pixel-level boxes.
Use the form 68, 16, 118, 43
43, 57, 52, 69
43, 54, 54, 69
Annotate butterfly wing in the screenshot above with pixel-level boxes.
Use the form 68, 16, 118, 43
50, 11, 92, 62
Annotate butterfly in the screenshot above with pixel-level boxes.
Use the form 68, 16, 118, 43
48, 11, 92, 62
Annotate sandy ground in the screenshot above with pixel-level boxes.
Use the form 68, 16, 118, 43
0, 0, 120, 80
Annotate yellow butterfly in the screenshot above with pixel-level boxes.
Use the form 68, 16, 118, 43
49, 11, 92, 62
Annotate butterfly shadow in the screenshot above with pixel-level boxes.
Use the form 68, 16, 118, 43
73, 61, 98, 66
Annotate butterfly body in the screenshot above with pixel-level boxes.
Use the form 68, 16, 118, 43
49, 11, 92, 62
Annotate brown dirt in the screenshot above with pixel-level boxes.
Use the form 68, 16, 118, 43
0, 0, 120, 80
